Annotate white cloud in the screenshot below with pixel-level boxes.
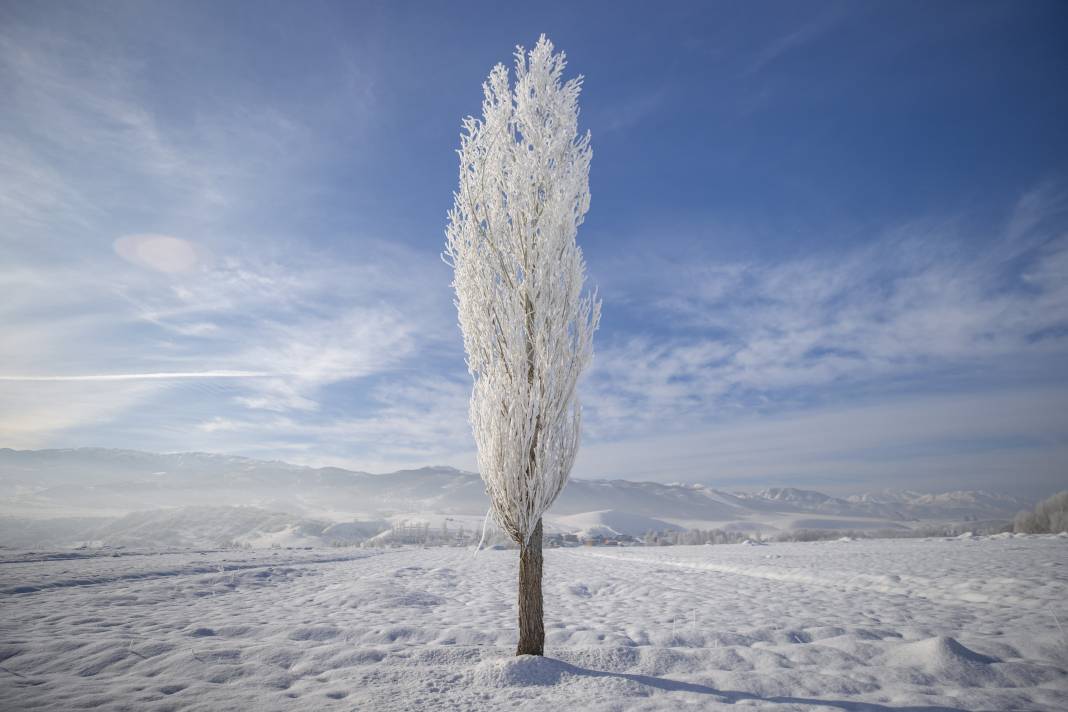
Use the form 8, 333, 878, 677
114, 235, 206, 273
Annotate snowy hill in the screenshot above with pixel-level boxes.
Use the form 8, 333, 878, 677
0, 507, 391, 550
731, 485, 1027, 521
845, 489, 1028, 520
551, 510, 685, 539
0, 448, 1031, 548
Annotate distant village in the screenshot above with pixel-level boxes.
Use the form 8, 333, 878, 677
341, 518, 1014, 550
356, 521, 759, 549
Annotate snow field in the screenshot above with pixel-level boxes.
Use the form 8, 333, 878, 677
1, 536, 1066, 710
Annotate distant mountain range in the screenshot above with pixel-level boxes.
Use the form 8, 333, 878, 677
0, 448, 1031, 548
734, 486, 1028, 521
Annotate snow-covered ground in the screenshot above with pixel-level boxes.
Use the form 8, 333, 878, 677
2, 536, 1066, 710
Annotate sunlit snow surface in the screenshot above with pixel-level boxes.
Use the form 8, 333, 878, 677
2, 536, 1066, 710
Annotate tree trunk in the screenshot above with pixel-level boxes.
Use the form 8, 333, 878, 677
516, 518, 545, 656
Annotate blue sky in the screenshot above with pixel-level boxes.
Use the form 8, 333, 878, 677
2, 1, 1066, 496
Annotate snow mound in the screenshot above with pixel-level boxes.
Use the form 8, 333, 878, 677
473, 655, 569, 687
883, 636, 999, 686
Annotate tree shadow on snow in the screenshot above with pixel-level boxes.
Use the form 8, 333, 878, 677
551, 660, 969, 712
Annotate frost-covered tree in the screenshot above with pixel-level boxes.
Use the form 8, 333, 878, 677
1014, 491, 1068, 534
445, 35, 599, 656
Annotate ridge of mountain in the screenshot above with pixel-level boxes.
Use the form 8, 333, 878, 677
0, 448, 1029, 524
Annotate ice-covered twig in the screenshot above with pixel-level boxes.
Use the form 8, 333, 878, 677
473, 507, 492, 557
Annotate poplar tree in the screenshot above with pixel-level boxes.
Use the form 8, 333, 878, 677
445, 35, 599, 656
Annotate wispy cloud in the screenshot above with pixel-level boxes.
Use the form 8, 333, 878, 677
0, 380, 163, 450
0, 25, 220, 232
0, 372, 269, 382
3, 3, 1064, 496
0, 234, 456, 449
0, 8, 445, 459
596, 87, 670, 135
181, 374, 475, 472
575, 187, 1068, 492
743, 8, 850, 76
0, 12, 372, 243
577, 385, 1068, 497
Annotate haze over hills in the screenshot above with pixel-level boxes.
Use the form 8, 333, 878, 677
0, 448, 1032, 548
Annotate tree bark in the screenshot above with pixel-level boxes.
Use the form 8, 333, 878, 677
516, 517, 545, 656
